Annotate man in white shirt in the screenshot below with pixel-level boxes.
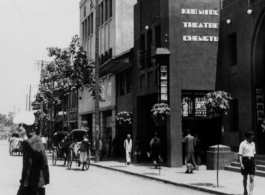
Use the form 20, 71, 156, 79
41, 135, 47, 150
238, 131, 256, 195
124, 134, 132, 165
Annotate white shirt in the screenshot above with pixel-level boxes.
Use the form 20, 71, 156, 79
41, 137, 47, 144
238, 140, 256, 157
124, 139, 132, 151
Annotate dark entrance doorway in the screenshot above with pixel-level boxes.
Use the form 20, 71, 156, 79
182, 118, 217, 164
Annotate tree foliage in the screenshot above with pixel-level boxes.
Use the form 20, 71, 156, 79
35, 35, 96, 106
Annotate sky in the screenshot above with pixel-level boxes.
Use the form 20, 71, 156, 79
0, 0, 80, 115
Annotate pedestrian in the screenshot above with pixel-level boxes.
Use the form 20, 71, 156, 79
124, 134, 132, 165
59, 135, 70, 166
17, 124, 49, 195
112, 134, 121, 159
78, 135, 90, 170
134, 136, 142, 163
238, 131, 256, 195
150, 133, 161, 168
41, 135, 47, 151
182, 129, 196, 173
150, 132, 160, 147
107, 135, 112, 158
194, 134, 202, 170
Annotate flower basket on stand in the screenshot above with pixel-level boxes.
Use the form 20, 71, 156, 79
151, 103, 170, 126
116, 111, 133, 127
205, 91, 232, 187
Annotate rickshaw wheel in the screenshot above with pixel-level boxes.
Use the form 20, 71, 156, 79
85, 157, 90, 170
52, 149, 57, 166
67, 150, 73, 170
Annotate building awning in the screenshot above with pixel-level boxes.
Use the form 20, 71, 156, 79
151, 48, 171, 57
100, 49, 133, 75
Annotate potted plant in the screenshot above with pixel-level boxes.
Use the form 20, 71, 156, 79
116, 111, 133, 127
151, 103, 170, 126
205, 90, 232, 187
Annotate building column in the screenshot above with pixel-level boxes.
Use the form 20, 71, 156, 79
111, 109, 116, 138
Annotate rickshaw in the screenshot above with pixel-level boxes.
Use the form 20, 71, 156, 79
9, 133, 23, 156
67, 129, 91, 170
52, 131, 70, 166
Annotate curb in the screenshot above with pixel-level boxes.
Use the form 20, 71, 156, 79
91, 163, 233, 195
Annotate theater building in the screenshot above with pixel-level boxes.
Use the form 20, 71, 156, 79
133, 0, 220, 167
217, 0, 265, 154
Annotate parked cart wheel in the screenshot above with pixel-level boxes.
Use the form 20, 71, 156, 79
52, 149, 57, 166
67, 150, 73, 170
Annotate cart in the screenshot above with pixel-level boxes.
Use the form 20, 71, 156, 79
67, 129, 90, 170
51, 131, 70, 166
9, 133, 23, 156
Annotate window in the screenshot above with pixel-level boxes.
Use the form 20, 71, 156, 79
230, 99, 239, 132
228, 33, 237, 66
91, 13, 94, 34
100, 2, 104, 25
109, 0, 112, 18
147, 72, 152, 87
147, 30, 152, 67
105, 0, 109, 22
155, 25, 161, 47
126, 71, 132, 93
87, 15, 90, 37
140, 74, 145, 89
85, 18, 87, 39
120, 74, 125, 96
140, 34, 145, 69
82, 22, 85, 41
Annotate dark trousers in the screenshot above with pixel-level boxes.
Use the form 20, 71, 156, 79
17, 185, 45, 195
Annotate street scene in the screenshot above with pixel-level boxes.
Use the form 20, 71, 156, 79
1, 0, 265, 195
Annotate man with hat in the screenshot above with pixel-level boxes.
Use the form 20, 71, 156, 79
17, 124, 49, 195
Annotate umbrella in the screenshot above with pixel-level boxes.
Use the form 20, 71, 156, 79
13, 111, 35, 126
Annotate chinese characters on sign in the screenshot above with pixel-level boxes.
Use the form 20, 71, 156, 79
181, 91, 208, 118
99, 75, 115, 108
160, 65, 168, 101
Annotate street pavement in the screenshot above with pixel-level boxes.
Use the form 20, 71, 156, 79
0, 140, 212, 195
88, 157, 265, 195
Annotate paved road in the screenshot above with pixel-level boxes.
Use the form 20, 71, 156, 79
0, 140, 213, 195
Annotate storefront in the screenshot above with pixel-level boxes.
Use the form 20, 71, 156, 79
78, 74, 116, 151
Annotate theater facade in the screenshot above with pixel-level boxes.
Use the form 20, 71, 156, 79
133, 0, 220, 167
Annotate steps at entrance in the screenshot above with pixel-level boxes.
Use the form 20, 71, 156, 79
224, 155, 265, 177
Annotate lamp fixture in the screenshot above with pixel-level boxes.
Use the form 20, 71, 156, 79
145, 26, 149, 30
226, 19, 231, 24
247, 9, 252, 15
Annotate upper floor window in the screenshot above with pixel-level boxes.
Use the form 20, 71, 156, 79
228, 33, 237, 66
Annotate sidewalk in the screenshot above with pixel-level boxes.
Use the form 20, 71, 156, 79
89, 159, 264, 195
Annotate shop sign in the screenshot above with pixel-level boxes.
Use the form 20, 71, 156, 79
181, 8, 219, 42
69, 111, 77, 120
99, 75, 116, 108
182, 91, 208, 118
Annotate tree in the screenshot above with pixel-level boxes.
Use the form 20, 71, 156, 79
0, 113, 7, 124
205, 91, 232, 187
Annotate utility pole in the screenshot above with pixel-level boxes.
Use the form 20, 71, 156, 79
26, 95, 28, 111
28, 84, 31, 111
94, 0, 100, 162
